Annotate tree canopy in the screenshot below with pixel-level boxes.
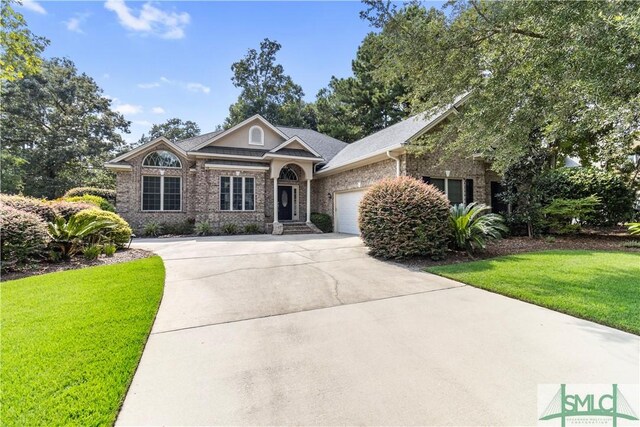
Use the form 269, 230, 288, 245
0, 0, 48, 81
224, 38, 315, 129
361, 0, 640, 173
137, 118, 201, 145
1, 58, 130, 198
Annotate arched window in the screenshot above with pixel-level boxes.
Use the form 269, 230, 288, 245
279, 166, 298, 181
142, 150, 182, 168
249, 126, 264, 145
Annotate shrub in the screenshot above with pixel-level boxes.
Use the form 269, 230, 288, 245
83, 245, 101, 261
628, 222, 640, 236
143, 222, 162, 237
64, 187, 116, 203
359, 176, 450, 259
195, 221, 213, 236
541, 196, 600, 234
449, 203, 509, 253
0, 205, 50, 270
73, 209, 132, 247
310, 212, 333, 233
160, 220, 195, 235
49, 201, 95, 220
103, 243, 117, 256
0, 194, 58, 222
538, 167, 635, 225
221, 223, 238, 235
621, 240, 640, 248
63, 195, 115, 212
47, 216, 116, 259
244, 223, 261, 234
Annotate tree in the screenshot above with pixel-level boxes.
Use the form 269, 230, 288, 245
361, 0, 640, 174
224, 38, 313, 128
1, 58, 130, 198
137, 118, 201, 145
315, 33, 409, 142
0, 0, 49, 81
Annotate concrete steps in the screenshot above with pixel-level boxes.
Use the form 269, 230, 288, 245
281, 222, 322, 235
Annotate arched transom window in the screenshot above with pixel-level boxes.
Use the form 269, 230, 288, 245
279, 166, 298, 181
249, 125, 264, 145
142, 150, 182, 168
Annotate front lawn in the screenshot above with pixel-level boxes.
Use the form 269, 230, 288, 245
427, 250, 640, 335
1, 256, 165, 426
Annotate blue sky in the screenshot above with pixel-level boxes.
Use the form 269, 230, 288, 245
17, 1, 441, 144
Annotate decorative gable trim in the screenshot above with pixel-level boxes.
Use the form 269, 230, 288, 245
107, 137, 187, 164
190, 114, 289, 151
270, 136, 322, 158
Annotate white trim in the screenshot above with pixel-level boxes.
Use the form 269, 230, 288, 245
190, 114, 289, 151
219, 176, 256, 212
270, 136, 322, 158
104, 163, 132, 171
109, 137, 187, 164
248, 125, 264, 146
315, 145, 405, 177
205, 164, 269, 171
141, 175, 182, 212
142, 150, 182, 169
278, 166, 299, 180
263, 153, 323, 162
187, 152, 265, 160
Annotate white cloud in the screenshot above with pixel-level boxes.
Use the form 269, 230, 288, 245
114, 103, 143, 115
137, 82, 161, 89
104, 0, 190, 39
64, 13, 90, 34
151, 107, 165, 114
186, 82, 211, 94
139, 76, 210, 94
20, 0, 46, 14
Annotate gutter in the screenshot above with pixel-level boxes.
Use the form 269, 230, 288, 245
386, 151, 401, 177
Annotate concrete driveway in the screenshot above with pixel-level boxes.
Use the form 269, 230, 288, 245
117, 234, 639, 426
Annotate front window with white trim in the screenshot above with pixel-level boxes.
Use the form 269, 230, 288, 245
248, 126, 264, 145
142, 150, 182, 168
220, 176, 255, 211
142, 176, 182, 211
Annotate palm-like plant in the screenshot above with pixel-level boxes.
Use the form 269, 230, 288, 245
449, 203, 509, 253
47, 216, 115, 259
628, 222, 640, 236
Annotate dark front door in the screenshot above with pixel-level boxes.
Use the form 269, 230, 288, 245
490, 181, 509, 214
278, 185, 293, 221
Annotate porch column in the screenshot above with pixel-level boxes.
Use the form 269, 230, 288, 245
273, 177, 278, 223
306, 178, 311, 223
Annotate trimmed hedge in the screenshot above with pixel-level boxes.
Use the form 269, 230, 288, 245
311, 213, 333, 233
64, 187, 116, 203
0, 194, 58, 222
63, 195, 115, 212
0, 204, 50, 271
359, 176, 450, 259
73, 209, 132, 247
48, 201, 96, 220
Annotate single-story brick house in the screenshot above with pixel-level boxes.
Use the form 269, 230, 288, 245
106, 96, 502, 234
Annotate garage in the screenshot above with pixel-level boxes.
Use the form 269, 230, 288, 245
335, 189, 366, 234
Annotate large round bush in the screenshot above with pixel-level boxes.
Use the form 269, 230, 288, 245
64, 187, 116, 203
73, 209, 132, 247
63, 195, 115, 212
0, 204, 50, 270
49, 200, 96, 219
538, 167, 635, 225
0, 194, 58, 222
359, 176, 450, 259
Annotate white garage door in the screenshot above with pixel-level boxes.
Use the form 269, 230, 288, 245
335, 190, 366, 234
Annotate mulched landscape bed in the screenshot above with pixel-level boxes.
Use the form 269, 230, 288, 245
1, 248, 154, 282
397, 230, 640, 270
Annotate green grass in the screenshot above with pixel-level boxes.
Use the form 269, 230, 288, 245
1, 256, 165, 426
427, 250, 640, 335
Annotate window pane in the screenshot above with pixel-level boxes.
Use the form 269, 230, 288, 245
250, 127, 262, 144
220, 177, 230, 211
143, 150, 181, 168
163, 177, 181, 211
142, 176, 161, 211
465, 179, 474, 205
232, 177, 243, 210
244, 178, 254, 211
448, 179, 463, 205
431, 178, 445, 193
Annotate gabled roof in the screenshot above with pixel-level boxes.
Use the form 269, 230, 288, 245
174, 130, 223, 151
107, 136, 187, 164
270, 135, 322, 158
276, 127, 347, 163
317, 94, 471, 174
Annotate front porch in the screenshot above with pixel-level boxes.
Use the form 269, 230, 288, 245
269, 159, 317, 235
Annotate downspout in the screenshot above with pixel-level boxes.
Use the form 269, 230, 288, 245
386, 151, 401, 177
